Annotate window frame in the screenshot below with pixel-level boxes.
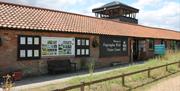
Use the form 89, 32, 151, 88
75, 38, 90, 57
148, 39, 154, 50
17, 35, 41, 60
170, 41, 176, 50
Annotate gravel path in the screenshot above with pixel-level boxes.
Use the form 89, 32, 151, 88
147, 75, 180, 91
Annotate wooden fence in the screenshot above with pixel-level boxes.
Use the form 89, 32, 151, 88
54, 61, 180, 91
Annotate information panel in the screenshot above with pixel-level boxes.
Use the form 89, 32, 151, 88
154, 44, 165, 55
99, 36, 128, 57
41, 37, 75, 56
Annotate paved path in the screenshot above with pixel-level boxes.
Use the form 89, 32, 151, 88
0, 61, 145, 91
147, 75, 180, 91
1, 69, 113, 91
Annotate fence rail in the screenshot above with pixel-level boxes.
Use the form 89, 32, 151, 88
54, 60, 180, 91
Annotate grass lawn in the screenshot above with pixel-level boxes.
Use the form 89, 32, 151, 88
134, 72, 180, 91
21, 51, 180, 91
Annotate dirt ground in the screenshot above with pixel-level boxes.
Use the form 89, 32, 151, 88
147, 75, 180, 91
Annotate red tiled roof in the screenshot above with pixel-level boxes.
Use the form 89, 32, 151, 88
0, 2, 180, 40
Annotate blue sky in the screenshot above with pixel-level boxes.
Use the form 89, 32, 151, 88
1, 0, 180, 31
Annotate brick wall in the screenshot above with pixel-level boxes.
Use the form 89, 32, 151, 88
0, 29, 130, 77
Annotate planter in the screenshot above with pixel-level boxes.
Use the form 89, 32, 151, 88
13, 71, 23, 81
0, 77, 3, 84
0, 70, 23, 81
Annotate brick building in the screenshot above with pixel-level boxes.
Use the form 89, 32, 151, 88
0, 1, 180, 77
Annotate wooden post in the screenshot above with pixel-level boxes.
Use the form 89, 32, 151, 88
166, 64, 168, 72
148, 67, 151, 78
122, 73, 125, 87
81, 82, 85, 91
179, 61, 180, 68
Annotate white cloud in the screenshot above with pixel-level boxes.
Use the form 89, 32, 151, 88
0, 0, 29, 4
39, 0, 83, 6
55, 0, 83, 5
1, 0, 179, 31
88, 2, 105, 10
86, 2, 105, 16
132, 0, 162, 9
70, 2, 105, 16
133, 0, 180, 31
35, 0, 84, 10
139, 2, 180, 19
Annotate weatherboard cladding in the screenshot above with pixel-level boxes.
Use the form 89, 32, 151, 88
0, 2, 180, 40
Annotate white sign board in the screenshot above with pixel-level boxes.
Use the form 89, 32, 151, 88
41, 37, 75, 56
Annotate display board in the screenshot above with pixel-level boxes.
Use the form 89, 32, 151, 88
154, 44, 165, 55
99, 36, 128, 57
41, 37, 75, 56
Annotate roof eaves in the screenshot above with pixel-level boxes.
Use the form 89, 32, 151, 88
0, 1, 179, 39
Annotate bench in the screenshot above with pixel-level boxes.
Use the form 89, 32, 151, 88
47, 60, 77, 74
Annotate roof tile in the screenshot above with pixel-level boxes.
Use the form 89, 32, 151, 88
0, 2, 180, 40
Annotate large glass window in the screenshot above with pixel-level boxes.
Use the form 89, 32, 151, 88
148, 39, 154, 50
18, 35, 41, 60
75, 38, 90, 57
170, 41, 176, 50
177, 41, 180, 49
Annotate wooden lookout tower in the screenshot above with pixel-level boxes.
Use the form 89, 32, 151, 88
92, 1, 139, 24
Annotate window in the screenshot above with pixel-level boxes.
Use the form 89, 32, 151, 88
161, 40, 164, 44
85, 49, 89, 55
18, 35, 41, 60
34, 50, 39, 57
77, 49, 81, 55
34, 37, 40, 45
27, 37, 33, 44
86, 40, 89, 46
170, 41, 176, 50
81, 39, 85, 45
77, 39, 81, 45
177, 41, 180, 49
148, 39, 154, 50
20, 50, 26, 57
20, 37, 26, 44
75, 38, 90, 57
81, 49, 85, 55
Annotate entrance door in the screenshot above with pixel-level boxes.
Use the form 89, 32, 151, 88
133, 39, 139, 61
